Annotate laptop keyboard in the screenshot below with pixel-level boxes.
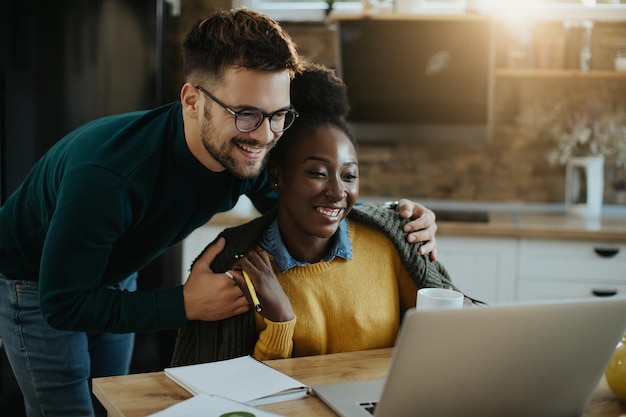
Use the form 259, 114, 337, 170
359, 401, 378, 415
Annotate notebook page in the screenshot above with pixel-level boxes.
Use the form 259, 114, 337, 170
164, 355, 310, 405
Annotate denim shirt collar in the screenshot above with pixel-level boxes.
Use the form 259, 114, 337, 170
259, 218, 353, 272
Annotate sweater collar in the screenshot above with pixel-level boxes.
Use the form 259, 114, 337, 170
259, 218, 353, 272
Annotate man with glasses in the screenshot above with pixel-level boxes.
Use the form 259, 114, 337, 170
0, 8, 438, 417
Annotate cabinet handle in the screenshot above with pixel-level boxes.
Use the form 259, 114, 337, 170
592, 289, 618, 297
594, 247, 620, 258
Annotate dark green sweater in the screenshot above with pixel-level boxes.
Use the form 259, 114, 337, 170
0, 102, 276, 333
170, 204, 458, 366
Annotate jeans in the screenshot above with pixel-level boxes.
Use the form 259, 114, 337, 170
0, 273, 136, 417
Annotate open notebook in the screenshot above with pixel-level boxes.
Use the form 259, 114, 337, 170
165, 355, 310, 406
313, 297, 626, 417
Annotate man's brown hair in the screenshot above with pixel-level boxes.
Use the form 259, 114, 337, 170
182, 8, 301, 84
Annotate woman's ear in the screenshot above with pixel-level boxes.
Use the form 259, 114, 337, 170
268, 162, 280, 188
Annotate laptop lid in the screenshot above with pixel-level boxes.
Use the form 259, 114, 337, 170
313, 297, 626, 417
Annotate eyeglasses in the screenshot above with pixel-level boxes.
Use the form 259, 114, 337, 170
196, 85, 299, 133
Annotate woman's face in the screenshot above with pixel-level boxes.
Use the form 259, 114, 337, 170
275, 125, 359, 241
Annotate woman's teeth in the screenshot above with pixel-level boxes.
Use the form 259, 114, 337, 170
316, 207, 343, 217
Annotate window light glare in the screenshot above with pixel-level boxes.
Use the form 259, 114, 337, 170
481, 0, 541, 18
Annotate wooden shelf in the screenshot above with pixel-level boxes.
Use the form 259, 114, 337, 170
331, 13, 489, 22
495, 68, 626, 79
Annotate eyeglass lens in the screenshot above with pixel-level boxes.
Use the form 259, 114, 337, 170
236, 109, 296, 133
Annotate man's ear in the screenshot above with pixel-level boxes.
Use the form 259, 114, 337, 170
181, 83, 201, 118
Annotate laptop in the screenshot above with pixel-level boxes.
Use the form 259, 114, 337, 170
313, 297, 626, 417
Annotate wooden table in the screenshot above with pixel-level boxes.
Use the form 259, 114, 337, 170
93, 348, 626, 417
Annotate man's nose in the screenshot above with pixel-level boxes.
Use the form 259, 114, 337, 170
247, 118, 277, 145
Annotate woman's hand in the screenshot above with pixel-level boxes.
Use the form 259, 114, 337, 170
231, 250, 295, 322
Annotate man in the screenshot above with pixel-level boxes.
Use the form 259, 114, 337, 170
0, 8, 437, 417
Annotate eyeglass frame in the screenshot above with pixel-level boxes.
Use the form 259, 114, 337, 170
195, 85, 299, 133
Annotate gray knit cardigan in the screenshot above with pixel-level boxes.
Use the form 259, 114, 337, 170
170, 204, 458, 367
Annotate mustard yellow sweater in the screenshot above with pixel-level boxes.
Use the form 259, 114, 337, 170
253, 220, 418, 360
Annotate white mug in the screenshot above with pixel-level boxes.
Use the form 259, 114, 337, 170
416, 288, 464, 310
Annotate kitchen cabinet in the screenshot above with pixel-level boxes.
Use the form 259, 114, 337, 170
438, 235, 626, 304
517, 238, 626, 301
436, 235, 517, 304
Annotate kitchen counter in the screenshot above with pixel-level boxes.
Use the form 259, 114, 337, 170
209, 198, 626, 243
365, 198, 626, 242
435, 211, 626, 241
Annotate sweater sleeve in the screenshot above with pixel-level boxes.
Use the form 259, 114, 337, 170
253, 317, 297, 360
170, 312, 257, 366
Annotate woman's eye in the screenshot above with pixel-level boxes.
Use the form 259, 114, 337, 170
308, 170, 326, 178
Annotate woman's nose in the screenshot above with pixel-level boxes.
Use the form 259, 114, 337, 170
324, 178, 347, 200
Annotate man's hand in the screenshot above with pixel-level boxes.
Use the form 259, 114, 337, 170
396, 198, 438, 261
182, 237, 251, 321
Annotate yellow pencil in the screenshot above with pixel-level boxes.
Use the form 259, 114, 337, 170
242, 270, 263, 312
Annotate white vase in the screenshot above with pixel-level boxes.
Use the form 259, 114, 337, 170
565, 155, 604, 218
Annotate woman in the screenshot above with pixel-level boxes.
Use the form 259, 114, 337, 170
171, 63, 460, 365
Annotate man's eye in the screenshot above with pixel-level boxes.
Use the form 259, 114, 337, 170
238, 110, 260, 120
272, 111, 288, 121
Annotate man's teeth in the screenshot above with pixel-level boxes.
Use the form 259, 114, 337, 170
239, 144, 262, 154
317, 207, 342, 217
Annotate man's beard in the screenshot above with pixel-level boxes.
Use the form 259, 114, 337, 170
199, 112, 273, 179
